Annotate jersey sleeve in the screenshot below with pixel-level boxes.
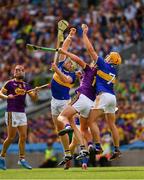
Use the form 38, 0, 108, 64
70, 72, 76, 84
58, 60, 65, 68
96, 56, 106, 69
25, 83, 32, 91
1, 81, 11, 93
83, 64, 90, 72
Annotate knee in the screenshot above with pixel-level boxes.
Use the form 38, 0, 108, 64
7, 136, 15, 142
57, 114, 64, 122
108, 122, 116, 130
19, 134, 27, 142
80, 128, 88, 136
55, 118, 65, 131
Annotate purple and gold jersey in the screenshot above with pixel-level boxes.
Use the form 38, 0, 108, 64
96, 57, 117, 95
76, 64, 97, 101
2, 79, 31, 112
51, 60, 76, 100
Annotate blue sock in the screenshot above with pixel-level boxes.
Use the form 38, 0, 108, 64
95, 143, 101, 149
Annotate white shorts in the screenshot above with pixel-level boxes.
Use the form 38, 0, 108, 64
51, 97, 70, 116
5, 112, 27, 127
93, 92, 117, 113
72, 94, 94, 118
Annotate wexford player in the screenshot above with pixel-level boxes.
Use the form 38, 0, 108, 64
0, 65, 38, 170
82, 24, 122, 160
57, 47, 97, 160
50, 28, 77, 165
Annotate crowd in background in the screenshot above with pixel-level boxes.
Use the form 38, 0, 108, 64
0, 0, 143, 85
0, 0, 144, 147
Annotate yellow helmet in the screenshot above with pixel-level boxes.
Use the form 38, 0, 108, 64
105, 52, 122, 65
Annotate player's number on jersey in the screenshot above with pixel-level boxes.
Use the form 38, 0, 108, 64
107, 73, 115, 84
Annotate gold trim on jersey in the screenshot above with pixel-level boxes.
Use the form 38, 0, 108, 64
97, 70, 116, 84
15, 88, 26, 95
1, 87, 7, 93
53, 73, 74, 88
1, 79, 12, 93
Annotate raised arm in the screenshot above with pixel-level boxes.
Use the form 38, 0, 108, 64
52, 63, 73, 83
59, 48, 86, 69
59, 28, 76, 61
82, 24, 98, 62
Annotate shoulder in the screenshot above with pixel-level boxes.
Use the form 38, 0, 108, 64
70, 71, 76, 76
23, 81, 32, 90
69, 71, 76, 81
58, 60, 65, 68
83, 64, 90, 70
3, 79, 14, 87
97, 56, 105, 63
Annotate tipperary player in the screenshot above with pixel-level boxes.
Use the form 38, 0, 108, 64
50, 28, 77, 165
0, 65, 38, 170
82, 24, 122, 160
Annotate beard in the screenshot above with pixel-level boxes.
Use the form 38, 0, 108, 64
14, 75, 24, 80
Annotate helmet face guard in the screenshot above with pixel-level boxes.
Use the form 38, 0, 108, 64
105, 52, 122, 65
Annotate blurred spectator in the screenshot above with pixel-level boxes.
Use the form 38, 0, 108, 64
0, 0, 144, 148
0, 0, 143, 87
39, 136, 58, 168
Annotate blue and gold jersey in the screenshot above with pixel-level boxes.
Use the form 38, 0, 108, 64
51, 61, 76, 100
96, 57, 117, 95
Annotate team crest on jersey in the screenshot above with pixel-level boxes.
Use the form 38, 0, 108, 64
15, 88, 26, 95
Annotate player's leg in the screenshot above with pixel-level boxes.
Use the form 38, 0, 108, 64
53, 115, 72, 160
105, 113, 121, 160
17, 125, 32, 169
51, 99, 73, 165
103, 93, 121, 160
79, 116, 92, 145
58, 106, 88, 159
0, 112, 17, 170
88, 108, 103, 154
63, 134, 77, 170
79, 116, 92, 169
69, 127, 88, 170
69, 134, 77, 154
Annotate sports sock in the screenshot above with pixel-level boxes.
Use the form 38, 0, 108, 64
114, 146, 119, 152
65, 124, 71, 129
95, 143, 101, 149
65, 150, 71, 156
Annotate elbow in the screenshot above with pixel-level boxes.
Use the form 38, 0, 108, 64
64, 77, 72, 84
87, 46, 94, 52
63, 79, 70, 84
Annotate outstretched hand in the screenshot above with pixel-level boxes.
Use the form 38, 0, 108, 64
81, 24, 88, 34
69, 28, 76, 36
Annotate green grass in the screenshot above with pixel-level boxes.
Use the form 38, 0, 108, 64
0, 167, 144, 179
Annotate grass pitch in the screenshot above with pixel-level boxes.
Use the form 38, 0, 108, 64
0, 167, 144, 179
